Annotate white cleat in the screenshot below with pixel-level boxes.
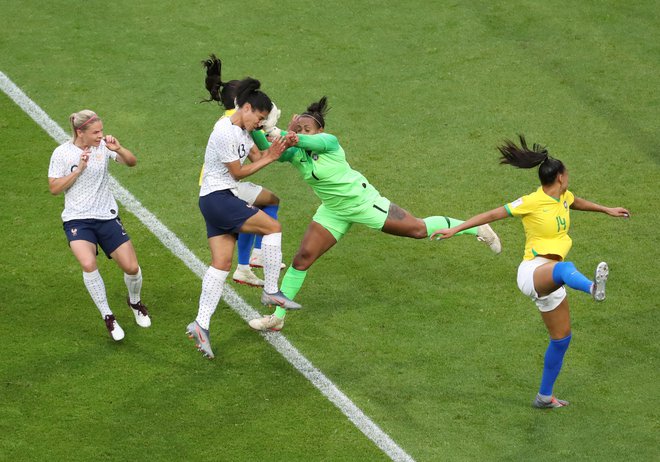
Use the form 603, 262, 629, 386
249, 253, 286, 269
232, 267, 265, 287
477, 224, 502, 254
592, 261, 609, 302
127, 297, 151, 327
248, 314, 284, 332
104, 314, 125, 341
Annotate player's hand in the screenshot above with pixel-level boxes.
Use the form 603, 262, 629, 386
262, 103, 281, 136
287, 114, 301, 133
266, 136, 286, 159
78, 147, 91, 172
104, 135, 122, 151
284, 131, 299, 148
606, 207, 631, 218
430, 228, 457, 241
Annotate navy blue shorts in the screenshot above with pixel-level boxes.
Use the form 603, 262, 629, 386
63, 217, 130, 258
199, 189, 259, 238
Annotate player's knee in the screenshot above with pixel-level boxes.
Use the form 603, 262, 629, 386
265, 219, 282, 234
407, 221, 428, 239
292, 251, 314, 271
80, 261, 97, 273
124, 263, 139, 275
210, 259, 231, 272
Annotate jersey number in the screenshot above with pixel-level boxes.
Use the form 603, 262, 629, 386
556, 216, 567, 232
238, 144, 247, 159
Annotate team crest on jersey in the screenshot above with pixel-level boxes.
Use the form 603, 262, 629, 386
71, 228, 78, 237
312, 153, 319, 161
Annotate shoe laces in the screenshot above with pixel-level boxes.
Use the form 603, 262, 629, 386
129, 300, 149, 316
104, 314, 117, 331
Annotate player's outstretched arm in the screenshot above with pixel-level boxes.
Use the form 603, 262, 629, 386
432, 206, 508, 240
571, 197, 630, 218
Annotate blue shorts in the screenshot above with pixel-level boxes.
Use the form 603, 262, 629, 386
199, 189, 259, 238
63, 217, 130, 258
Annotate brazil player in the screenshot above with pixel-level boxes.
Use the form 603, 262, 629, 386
48, 110, 151, 341
186, 77, 300, 360
433, 135, 630, 408
248, 97, 502, 332
200, 54, 284, 288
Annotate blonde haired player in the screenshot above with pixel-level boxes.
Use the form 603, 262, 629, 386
433, 135, 630, 408
48, 110, 151, 341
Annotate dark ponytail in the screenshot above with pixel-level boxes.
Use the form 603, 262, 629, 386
200, 54, 239, 109
234, 77, 272, 112
498, 134, 565, 185
301, 96, 330, 128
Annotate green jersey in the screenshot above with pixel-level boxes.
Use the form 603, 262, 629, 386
278, 133, 380, 214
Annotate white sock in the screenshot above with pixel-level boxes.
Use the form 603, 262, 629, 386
236, 264, 250, 272
83, 270, 112, 317
261, 232, 282, 294
124, 266, 143, 304
196, 266, 228, 330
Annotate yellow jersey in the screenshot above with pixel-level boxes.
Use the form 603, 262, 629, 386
504, 187, 575, 261
199, 109, 236, 186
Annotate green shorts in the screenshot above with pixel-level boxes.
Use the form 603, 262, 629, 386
312, 195, 391, 241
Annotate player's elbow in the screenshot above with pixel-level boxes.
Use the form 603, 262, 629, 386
48, 181, 61, 195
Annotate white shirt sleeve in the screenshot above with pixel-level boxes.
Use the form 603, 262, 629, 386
48, 147, 68, 178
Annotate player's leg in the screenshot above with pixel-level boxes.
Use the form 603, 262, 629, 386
534, 259, 608, 301
248, 220, 338, 332
188, 235, 235, 359
110, 240, 151, 328
533, 297, 572, 408
381, 202, 501, 253
250, 188, 283, 269
69, 237, 125, 341
100, 218, 151, 328
234, 182, 265, 286
240, 211, 300, 310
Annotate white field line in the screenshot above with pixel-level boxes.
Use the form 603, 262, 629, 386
1, 71, 416, 462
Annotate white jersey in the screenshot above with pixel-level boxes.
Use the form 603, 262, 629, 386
48, 140, 119, 222
199, 117, 254, 197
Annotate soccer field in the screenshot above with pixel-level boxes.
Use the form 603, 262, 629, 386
1, 1, 658, 461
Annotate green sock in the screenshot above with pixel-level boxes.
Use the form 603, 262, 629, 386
423, 216, 478, 237
275, 266, 308, 319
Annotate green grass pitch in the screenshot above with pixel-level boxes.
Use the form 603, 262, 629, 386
1, 1, 658, 460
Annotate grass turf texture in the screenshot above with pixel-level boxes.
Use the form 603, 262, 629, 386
1, 1, 658, 461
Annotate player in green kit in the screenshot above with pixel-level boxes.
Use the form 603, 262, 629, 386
248, 97, 502, 331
